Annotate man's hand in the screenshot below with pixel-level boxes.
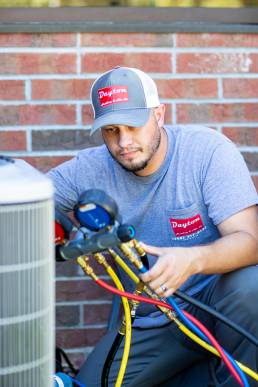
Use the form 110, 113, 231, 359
140, 206, 258, 298
139, 243, 200, 298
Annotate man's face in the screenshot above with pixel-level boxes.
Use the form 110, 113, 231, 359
101, 107, 164, 175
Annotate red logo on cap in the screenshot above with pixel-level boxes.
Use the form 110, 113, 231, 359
98, 86, 128, 107
169, 214, 204, 237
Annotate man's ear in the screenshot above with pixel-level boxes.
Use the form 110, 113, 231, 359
154, 104, 166, 128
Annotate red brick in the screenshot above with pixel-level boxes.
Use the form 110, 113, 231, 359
0, 54, 76, 74
21, 105, 76, 125
56, 305, 80, 327
0, 80, 25, 100
32, 129, 103, 151
0, 105, 76, 126
82, 104, 94, 125
156, 78, 218, 99
164, 104, 172, 124
223, 79, 258, 99
0, 33, 76, 47
0, 130, 26, 151
241, 152, 258, 172
0, 106, 20, 126
56, 279, 113, 302
83, 303, 112, 325
222, 127, 258, 146
252, 176, 258, 192
176, 33, 258, 48
32, 79, 92, 100
21, 156, 72, 173
177, 103, 258, 124
56, 328, 106, 348
82, 53, 172, 73
81, 33, 173, 47
177, 53, 257, 74
56, 260, 81, 277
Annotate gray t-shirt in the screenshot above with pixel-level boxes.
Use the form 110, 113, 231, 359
48, 125, 258, 328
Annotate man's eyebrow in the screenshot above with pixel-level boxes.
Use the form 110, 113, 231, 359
102, 125, 119, 130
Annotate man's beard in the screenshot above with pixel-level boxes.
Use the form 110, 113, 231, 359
106, 125, 161, 173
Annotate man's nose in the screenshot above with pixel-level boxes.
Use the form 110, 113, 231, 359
118, 130, 133, 148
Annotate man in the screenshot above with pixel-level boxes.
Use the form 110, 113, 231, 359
48, 66, 258, 386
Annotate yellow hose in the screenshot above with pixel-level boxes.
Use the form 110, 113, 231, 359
105, 265, 132, 387
177, 320, 258, 382
77, 255, 132, 387
108, 249, 140, 284
110, 249, 258, 382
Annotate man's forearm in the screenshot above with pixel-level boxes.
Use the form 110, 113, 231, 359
140, 230, 258, 296
195, 231, 258, 275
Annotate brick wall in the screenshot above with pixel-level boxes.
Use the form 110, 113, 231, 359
0, 32, 257, 368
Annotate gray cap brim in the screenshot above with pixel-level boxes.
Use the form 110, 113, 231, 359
90, 108, 151, 135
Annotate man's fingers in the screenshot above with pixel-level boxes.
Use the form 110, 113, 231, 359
140, 255, 168, 282
139, 242, 162, 257
148, 272, 170, 292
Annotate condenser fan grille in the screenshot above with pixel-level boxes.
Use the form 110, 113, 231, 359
0, 189, 54, 386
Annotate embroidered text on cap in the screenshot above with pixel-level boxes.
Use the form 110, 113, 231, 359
98, 86, 129, 107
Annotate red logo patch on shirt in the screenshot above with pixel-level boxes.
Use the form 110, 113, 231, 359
98, 86, 128, 107
169, 214, 204, 237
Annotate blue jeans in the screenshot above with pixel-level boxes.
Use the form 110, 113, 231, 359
77, 266, 258, 386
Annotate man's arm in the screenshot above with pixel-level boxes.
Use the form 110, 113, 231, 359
195, 205, 258, 274
140, 205, 258, 297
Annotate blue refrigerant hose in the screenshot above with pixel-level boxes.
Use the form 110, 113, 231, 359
138, 264, 249, 387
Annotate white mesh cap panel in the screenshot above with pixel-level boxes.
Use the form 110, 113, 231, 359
129, 67, 160, 108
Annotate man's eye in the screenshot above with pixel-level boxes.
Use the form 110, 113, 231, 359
105, 127, 116, 133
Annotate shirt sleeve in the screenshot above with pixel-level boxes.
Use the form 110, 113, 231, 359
47, 156, 80, 213
202, 139, 258, 226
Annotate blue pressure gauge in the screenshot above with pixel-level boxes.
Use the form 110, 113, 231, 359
74, 189, 118, 231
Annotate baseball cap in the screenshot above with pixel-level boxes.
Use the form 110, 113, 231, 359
90, 66, 160, 135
